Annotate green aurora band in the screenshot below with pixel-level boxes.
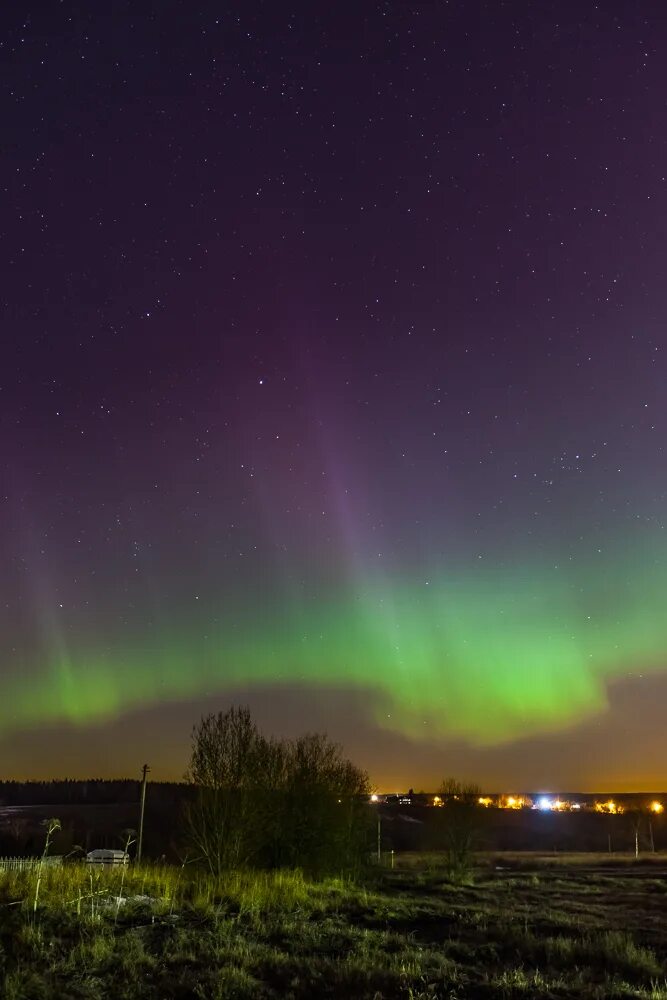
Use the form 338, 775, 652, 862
5, 542, 667, 746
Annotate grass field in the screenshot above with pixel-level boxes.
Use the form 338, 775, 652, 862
2, 853, 667, 998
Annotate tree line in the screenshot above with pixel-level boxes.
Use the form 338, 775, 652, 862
0, 779, 187, 807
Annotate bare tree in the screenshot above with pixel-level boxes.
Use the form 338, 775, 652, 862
184, 706, 264, 874
277, 733, 370, 872
438, 777, 482, 880
6, 817, 28, 852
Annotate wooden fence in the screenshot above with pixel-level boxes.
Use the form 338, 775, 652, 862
0, 856, 63, 872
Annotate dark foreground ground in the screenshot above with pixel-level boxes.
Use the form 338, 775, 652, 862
2, 852, 667, 999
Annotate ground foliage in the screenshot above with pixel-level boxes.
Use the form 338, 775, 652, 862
2, 853, 667, 998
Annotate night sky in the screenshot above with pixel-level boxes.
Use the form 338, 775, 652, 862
2, 2, 667, 790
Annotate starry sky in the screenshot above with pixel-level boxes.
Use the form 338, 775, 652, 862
2, 2, 667, 790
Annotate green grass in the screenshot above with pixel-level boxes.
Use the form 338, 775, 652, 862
2, 855, 667, 998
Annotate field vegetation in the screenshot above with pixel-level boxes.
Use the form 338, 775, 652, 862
2, 852, 667, 998
3, 714, 666, 997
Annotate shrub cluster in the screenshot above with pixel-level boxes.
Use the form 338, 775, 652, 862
184, 707, 371, 875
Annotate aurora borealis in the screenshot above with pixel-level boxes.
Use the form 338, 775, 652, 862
3, 2, 667, 788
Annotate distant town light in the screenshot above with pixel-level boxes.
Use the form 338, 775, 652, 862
370, 793, 379, 803
650, 801, 664, 814
538, 797, 553, 811
594, 799, 622, 815
499, 794, 528, 809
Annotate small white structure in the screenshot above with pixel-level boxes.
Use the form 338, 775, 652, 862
86, 849, 129, 866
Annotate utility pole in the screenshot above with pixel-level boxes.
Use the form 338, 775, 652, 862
137, 763, 151, 863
